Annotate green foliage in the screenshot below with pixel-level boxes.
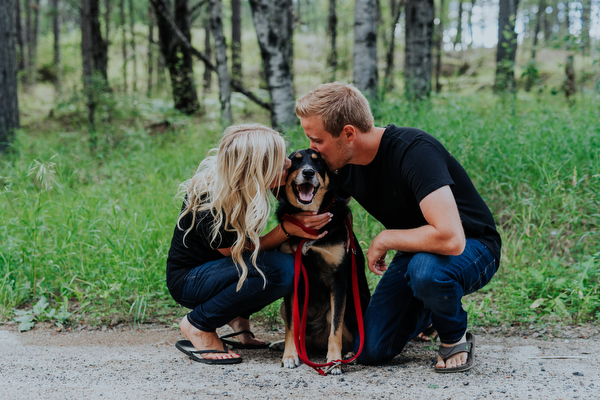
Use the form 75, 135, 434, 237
13, 295, 73, 332
2, 90, 600, 330
373, 92, 600, 325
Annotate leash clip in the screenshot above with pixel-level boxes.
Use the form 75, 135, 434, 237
323, 360, 343, 375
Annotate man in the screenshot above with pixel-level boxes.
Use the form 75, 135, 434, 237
295, 82, 501, 373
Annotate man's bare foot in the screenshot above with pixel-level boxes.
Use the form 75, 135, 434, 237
180, 316, 241, 361
436, 333, 468, 369
226, 316, 268, 347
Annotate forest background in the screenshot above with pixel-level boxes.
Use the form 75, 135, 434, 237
0, 0, 599, 334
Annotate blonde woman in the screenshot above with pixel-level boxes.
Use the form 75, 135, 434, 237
167, 124, 330, 364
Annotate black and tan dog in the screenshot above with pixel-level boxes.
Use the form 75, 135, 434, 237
276, 149, 370, 375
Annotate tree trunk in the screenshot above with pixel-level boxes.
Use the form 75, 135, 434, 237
128, 0, 137, 92
90, 0, 109, 83
25, 0, 32, 84
494, 0, 519, 92
525, 0, 543, 92
581, 0, 591, 54
203, 25, 212, 93
454, 0, 463, 50
249, 0, 296, 130
1, 0, 20, 154
208, 0, 232, 125
434, 0, 444, 92
147, 5, 155, 97
542, 1, 551, 40
467, 0, 473, 49
105, 0, 111, 40
564, 53, 576, 102
120, 0, 127, 91
81, 0, 98, 139
30, 0, 40, 84
405, 0, 434, 100
16, 0, 26, 73
354, 0, 378, 99
231, 0, 242, 87
152, 0, 200, 114
384, 0, 402, 92
327, 0, 337, 81
151, 0, 269, 110
52, 0, 62, 95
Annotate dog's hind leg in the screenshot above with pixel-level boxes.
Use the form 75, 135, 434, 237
326, 288, 347, 375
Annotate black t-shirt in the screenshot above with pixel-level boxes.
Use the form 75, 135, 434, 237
166, 203, 238, 302
338, 125, 501, 261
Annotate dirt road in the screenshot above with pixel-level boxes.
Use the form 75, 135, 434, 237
1, 323, 598, 399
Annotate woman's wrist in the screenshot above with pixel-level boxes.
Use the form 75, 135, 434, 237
280, 221, 291, 237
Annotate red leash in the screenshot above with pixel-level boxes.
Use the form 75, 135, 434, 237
287, 214, 365, 376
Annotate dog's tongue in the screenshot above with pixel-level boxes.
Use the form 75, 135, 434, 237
298, 184, 314, 202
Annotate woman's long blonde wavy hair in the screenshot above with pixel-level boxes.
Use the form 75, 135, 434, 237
177, 124, 287, 291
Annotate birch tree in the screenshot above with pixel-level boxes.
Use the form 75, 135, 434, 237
495, 0, 520, 92
52, 0, 62, 95
231, 0, 242, 86
354, 0, 378, 99
405, 0, 434, 99
1, 0, 20, 154
384, 0, 403, 91
327, 0, 337, 80
152, 0, 200, 114
208, 0, 232, 125
249, 0, 296, 130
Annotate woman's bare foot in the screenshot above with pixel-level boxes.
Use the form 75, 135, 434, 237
180, 316, 241, 361
436, 333, 468, 369
226, 316, 268, 347
416, 325, 438, 342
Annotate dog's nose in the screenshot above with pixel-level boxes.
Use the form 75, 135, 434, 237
302, 169, 315, 178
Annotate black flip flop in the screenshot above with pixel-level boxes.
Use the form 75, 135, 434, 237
219, 330, 271, 349
175, 340, 243, 364
434, 332, 475, 373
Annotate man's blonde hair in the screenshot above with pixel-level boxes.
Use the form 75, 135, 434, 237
295, 82, 374, 137
177, 124, 286, 291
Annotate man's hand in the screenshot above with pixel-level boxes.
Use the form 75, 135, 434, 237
366, 232, 389, 275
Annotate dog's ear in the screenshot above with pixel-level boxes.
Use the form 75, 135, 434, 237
325, 167, 338, 191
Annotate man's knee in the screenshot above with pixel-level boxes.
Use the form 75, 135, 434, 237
355, 343, 394, 365
407, 253, 454, 299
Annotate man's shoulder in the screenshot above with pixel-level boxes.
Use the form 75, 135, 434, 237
383, 125, 435, 144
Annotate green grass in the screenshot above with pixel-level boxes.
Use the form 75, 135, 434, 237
4, 15, 600, 330
2, 88, 599, 331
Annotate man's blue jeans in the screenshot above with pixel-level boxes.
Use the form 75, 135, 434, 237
178, 251, 295, 332
354, 239, 498, 365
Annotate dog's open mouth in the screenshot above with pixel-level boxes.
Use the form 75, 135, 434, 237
292, 182, 319, 204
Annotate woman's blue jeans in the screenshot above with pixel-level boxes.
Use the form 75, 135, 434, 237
178, 251, 295, 332
354, 239, 498, 365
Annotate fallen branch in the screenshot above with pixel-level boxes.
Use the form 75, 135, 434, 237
149, 0, 271, 111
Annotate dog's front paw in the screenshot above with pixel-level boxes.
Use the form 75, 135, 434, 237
328, 364, 343, 375
281, 354, 300, 369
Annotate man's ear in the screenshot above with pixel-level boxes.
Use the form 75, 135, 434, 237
342, 125, 356, 141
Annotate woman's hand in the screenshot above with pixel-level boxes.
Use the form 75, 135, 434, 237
283, 211, 332, 240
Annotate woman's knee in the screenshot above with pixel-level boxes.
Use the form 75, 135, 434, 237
258, 251, 294, 289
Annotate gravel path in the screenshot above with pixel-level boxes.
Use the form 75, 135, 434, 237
1, 323, 599, 399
